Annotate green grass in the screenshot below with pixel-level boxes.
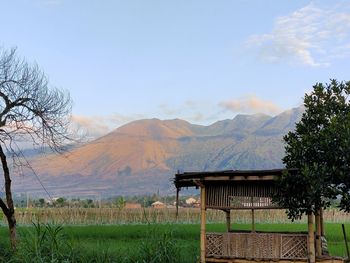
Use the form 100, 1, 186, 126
0, 223, 350, 261
62, 224, 200, 262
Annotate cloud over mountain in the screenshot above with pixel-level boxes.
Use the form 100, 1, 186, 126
71, 113, 144, 138
219, 95, 282, 115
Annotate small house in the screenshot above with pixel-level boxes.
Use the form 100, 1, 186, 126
186, 197, 197, 205
151, 201, 165, 208
124, 202, 141, 209
186, 197, 200, 207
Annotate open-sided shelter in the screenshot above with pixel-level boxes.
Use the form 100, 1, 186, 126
174, 169, 344, 263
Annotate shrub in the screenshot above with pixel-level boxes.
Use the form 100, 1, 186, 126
14, 222, 74, 262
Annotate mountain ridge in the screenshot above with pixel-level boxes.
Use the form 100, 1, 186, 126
12, 107, 303, 196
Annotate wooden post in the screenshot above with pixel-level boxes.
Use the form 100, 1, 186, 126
251, 196, 255, 232
175, 188, 179, 221
200, 186, 206, 263
342, 224, 350, 259
225, 210, 231, 232
308, 213, 316, 263
315, 210, 322, 256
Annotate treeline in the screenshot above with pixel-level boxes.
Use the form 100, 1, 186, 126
12, 194, 199, 209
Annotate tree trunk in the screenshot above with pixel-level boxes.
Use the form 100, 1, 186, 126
315, 210, 322, 257
0, 144, 17, 250
307, 213, 315, 263
320, 207, 325, 236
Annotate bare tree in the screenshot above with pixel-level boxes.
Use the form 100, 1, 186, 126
0, 47, 72, 249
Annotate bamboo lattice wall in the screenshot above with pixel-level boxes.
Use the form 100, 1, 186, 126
206, 232, 308, 260
206, 184, 280, 209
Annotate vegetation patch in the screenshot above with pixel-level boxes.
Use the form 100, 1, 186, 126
0, 223, 350, 262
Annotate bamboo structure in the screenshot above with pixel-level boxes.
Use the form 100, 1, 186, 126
174, 169, 341, 263
175, 187, 179, 220
206, 232, 308, 259
225, 210, 231, 232
201, 185, 206, 263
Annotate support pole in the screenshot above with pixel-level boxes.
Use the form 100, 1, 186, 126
342, 224, 349, 259
175, 188, 179, 221
200, 186, 206, 263
225, 210, 231, 232
251, 209, 255, 232
251, 196, 255, 232
308, 213, 316, 263
315, 210, 322, 257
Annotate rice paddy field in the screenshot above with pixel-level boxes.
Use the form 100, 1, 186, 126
57, 223, 350, 257
0, 223, 350, 262
1, 208, 350, 262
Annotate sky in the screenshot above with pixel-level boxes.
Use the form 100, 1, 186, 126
1, 0, 350, 138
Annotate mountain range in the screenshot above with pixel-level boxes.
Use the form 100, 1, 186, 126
12, 106, 304, 197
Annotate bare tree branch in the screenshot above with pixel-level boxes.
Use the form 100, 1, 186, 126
0, 47, 73, 249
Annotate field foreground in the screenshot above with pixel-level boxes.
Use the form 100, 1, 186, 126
0, 223, 349, 262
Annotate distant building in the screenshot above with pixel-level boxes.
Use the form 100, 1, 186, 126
125, 202, 141, 209
186, 197, 200, 207
186, 197, 197, 205
151, 201, 165, 208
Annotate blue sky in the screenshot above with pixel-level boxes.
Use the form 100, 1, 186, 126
1, 0, 350, 137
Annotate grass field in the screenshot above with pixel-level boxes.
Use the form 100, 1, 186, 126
1, 222, 350, 262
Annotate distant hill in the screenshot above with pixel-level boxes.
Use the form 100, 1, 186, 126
12, 107, 303, 197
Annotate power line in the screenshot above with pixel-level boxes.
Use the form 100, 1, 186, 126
11, 141, 53, 202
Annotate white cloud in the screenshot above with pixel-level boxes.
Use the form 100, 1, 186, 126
158, 98, 283, 124
219, 95, 282, 115
71, 113, 143, 139
71, 97, 283, 136
246, 2, 350, 67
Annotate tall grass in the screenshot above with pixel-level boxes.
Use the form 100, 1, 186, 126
14, 222, 75, 263
5, 207, 350, 226
0, 223, 190, 263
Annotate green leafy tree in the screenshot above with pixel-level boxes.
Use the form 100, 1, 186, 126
276, 80, 350, 220
115, 196, 126, 210
83, 199, 95, 208
38, 198, 46, 207
55, 197, 66, 207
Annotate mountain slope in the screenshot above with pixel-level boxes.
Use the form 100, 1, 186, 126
13, 107, 303, 196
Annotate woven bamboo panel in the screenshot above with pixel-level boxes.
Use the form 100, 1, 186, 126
206, 233, 224, 257
206, 184, 280, 209
206, 232, 308, 260
281, 234, 308, 259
